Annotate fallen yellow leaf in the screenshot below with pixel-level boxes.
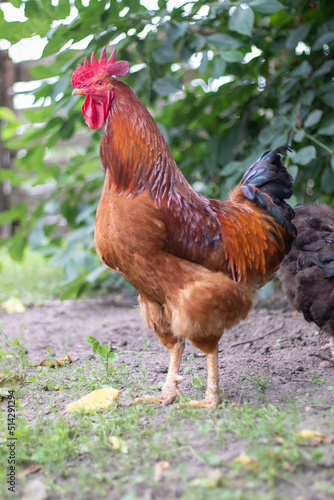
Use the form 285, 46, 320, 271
189, 470, 225, 488
38, 355, 72, 368
1, 297, 26, 314
0, 372, 25, 387
297, 430, 326, 439
66, 388, 121, 413
234, 452, 259, 471
107, 436, 128, 454
153, 461, 169, 482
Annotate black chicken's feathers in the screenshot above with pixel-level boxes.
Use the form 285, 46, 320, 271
280, 203, 334, 337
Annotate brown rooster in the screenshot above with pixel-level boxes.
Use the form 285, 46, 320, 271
280, 203, 334, 360
71, 48, 296, 407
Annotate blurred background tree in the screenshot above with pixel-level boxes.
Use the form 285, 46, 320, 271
0, 0, 333, 298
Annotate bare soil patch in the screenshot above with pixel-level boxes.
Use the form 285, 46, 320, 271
1, 292, 333, 408
1, 291, 333, 500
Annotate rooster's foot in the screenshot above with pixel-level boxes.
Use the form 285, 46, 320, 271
134, 375, 185, 406
180, 395, 221, 408
133, 393, 177, 406
180, 347, 221, 408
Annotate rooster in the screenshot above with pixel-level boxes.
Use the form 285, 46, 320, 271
71, 48, 296, 407
280, 203, 334, 360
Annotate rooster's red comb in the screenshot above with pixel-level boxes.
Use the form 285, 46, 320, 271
71, 47, 130, 87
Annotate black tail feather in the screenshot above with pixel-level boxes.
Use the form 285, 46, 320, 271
240, 146, 296, 247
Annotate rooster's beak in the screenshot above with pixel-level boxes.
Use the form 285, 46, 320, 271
72, 88, 85, 96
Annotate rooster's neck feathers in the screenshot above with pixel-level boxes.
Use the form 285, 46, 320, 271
100, 82, 192, 203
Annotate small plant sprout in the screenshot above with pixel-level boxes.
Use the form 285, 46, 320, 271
87, 335, 118, 375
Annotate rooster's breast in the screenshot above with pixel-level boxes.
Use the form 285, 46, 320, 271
94, 171, 168, 301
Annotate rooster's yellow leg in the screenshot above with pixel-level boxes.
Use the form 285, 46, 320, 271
134, 340, 185, 405
182, 345, 221, 408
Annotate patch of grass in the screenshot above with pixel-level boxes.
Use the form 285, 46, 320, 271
0, 248, 64, 304
310, 374, 326, 385
240, 372, 272, 403
1, 335, 333, 500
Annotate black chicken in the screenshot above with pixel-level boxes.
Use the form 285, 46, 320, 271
280, 203, 334, 360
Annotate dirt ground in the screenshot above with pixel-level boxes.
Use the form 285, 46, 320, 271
1, 291, 333, 409
0, 294, 334, 500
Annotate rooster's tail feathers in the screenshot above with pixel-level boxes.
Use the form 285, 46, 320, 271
238, 146, 296, 238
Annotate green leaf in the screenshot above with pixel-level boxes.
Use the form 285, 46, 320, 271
9, 229, 28, 261
321, 168, 334, 194
212, 57, 226, 79
16, 145, 45, 173
28, 218, 46, 248
152, 77, 181, 96
228, 6, 254, 37
55, 0, 70, 19
86, 265, 107, 283
258, 127, 276, 146
199, 51, 208, 74
189, 35, 206, 51
271, 116, 286, 131
292, 146, 317, 166
221, 161, 243, 176
30, 65, 57, 79
0, 170, 20, 183
87, 335, 98, 346
152, 43, 175, 64
291, 61, 312, 79
288, 165, 299, 181
294, 129, 305, 142
322, 91, 334, 109
8, 0, 22, 7
42, 24, 69, 57
25, 0, 40, 18
0, 107, 18, 122
98, 343, 111, 360
221, 50, 244, 63
304, 110, 323, 128
0, 203, 26, 225
271, 133, 288, 149
59, 119, 76, 140
61, 278, 88, 299
313, 32, 334, 51
1, 123, 19, 141
313, 60, 334, 78
156, 121, 169, 144
318, 119, 334, 136
207, 33, 242, 49
302, 90, 315, 106
248, 0, 285, 14
286, 23, 312, 50
165, 21, 188, 41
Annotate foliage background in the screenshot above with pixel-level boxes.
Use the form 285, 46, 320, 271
0, 0, 333, 297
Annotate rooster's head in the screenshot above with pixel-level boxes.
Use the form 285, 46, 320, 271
71, 48, 130, 129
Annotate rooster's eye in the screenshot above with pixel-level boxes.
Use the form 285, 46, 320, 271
97, 81, 103, 86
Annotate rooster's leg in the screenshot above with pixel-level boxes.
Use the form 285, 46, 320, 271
134, 339, 185, 405
182, 345, 221, 408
